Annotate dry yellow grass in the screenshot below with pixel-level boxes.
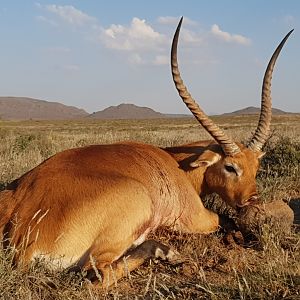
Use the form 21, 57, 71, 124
0, 115, 299, 299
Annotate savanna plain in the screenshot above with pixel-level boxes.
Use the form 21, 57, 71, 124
0, 114, 299, 299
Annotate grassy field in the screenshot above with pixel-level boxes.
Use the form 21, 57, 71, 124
0, 114, 299, 299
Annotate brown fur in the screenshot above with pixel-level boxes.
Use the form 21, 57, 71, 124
0, 140, 263, 285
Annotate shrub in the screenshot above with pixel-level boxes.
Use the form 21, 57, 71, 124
259, 136, 300, 178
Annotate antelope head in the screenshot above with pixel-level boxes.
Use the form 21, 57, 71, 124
171, 17, 293, 209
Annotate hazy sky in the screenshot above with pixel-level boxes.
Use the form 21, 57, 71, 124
0, 1, 299, 114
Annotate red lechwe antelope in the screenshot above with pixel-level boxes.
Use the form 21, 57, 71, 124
0, 18, 293, 287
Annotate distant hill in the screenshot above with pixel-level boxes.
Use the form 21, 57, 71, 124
0, 97, 293, 120
222, 106, 288, 116
0, 97, 88, 120
88, 103, 166, 119
0, 98, 187, 120
88, 103, 192, 119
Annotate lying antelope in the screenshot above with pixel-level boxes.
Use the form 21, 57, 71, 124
0, 18, 292, 287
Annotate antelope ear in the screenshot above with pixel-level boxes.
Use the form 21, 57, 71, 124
189, 151, 221, 168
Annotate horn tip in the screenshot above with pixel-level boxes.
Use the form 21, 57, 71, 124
178, 17, 183, 28
285, 29, 294, 40
173, 17, 183, 40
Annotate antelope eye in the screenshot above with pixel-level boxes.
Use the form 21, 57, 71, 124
225, 164, 238, 175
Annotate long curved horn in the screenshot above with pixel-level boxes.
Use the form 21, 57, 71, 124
171, 17, 240, 156
247, 29, 293, 152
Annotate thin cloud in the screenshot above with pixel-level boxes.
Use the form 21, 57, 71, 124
180, 28, 202, 43
128, 53, 145, 65
153, 55, 169, 65
211, 24, 251, 45
36, 15, 58, 27
283, 14, 295, 26
44, 4, 96, 26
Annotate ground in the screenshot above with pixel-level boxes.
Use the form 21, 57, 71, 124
0, 115, 299, 299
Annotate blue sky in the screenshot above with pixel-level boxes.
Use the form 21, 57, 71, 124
0, 1, 299, 114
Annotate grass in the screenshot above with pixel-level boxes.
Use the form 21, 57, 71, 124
0, 115, 299, 299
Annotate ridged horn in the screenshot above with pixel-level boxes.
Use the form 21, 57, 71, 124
171, 17, 241, 156
247, 29, 293, 152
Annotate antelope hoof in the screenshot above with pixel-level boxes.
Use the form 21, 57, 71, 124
154, 247, 183, 265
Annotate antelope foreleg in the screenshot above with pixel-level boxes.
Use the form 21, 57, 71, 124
86, 239, 180, 289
